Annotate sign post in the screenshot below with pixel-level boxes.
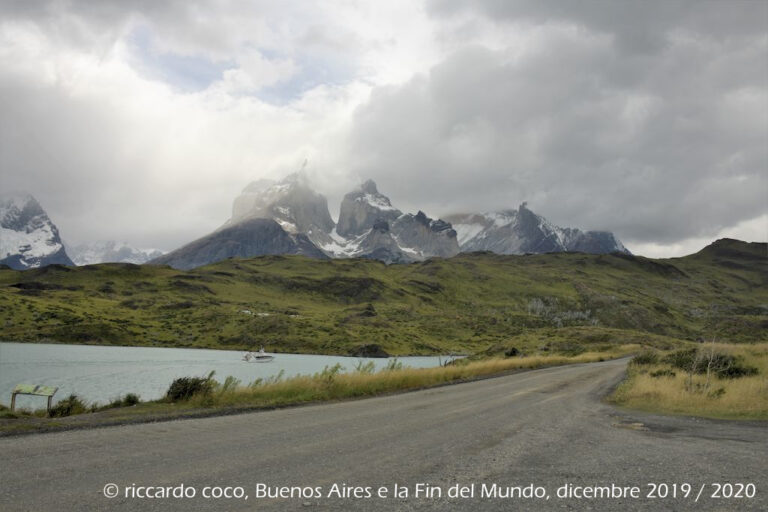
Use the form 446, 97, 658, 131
10, 384, 59, 414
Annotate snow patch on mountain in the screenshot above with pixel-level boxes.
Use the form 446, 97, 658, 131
0, 192, 73, 269
452, 223, 485, 246
359, 193, 398, 212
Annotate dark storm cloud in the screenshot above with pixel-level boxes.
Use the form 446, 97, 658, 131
351, 0, 767, 244
428, 0, 768, 53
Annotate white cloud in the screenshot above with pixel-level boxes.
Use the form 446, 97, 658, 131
0, 0, 765, 257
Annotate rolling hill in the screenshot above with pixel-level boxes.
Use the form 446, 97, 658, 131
0, 239, 765, 356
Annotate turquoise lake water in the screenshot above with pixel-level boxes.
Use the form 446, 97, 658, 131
0, 342, 450, 409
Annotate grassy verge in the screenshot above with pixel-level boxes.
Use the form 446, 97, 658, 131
185, 347, 637, 409
609, 342, 768, 420
0, 347, 636, 435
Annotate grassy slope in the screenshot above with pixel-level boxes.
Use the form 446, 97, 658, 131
0, 239, 765, 356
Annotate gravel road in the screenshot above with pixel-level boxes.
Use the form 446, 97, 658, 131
1, 358, 765, 511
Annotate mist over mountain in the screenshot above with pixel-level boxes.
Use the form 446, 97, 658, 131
150, 175, 627, 269
0, 193, 73, 269
66, 241, 164, 266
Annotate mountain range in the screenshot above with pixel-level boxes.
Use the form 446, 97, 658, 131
2, 179, 629, 271
154, 173, 628, 269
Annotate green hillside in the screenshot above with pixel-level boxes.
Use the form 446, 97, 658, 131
1, 239, 765, 356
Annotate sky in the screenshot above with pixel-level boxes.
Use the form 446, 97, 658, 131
0, 0, 766, 257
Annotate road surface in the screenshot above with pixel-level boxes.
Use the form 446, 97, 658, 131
1, 358, 765, 511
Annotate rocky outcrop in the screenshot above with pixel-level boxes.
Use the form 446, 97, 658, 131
355, 220, 413, 263
151, 218, 328, 270
350, 344, 390, 358
330, 180, 459, 261
0, 193, 74, 269
391, 211, 459, 258
336, 180, 402, 238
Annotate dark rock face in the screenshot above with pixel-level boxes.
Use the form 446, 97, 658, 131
0, 193, 74, 270
356, 221, 414, 263
391, 212, 459, 258
371, 219, 390, 232
151, 218, 328, 270
350, 344, 390, 358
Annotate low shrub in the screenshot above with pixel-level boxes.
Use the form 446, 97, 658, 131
649, 369, 676, 378
663, 348, 758, 379
662, 348, 698, 369
631, 350, 659, 366
123, 393, 140, 406
166, 372, 215, 402
49, 394, 88, 417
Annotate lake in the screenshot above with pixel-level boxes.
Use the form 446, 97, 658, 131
0, 342, 450, 410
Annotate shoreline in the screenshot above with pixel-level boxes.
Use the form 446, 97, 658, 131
0, 353, 633, 437
0, 339, 466, 358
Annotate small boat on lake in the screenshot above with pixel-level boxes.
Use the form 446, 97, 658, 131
242, 347, 274, 363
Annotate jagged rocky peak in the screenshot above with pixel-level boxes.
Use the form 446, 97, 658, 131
360, 179, 379, 195
0, 192, 74, 269
336, 179, 402, 238
229, 171, 334, 244
444, 203, 628, 255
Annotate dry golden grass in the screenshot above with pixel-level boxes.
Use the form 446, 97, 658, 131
611, 343, 768, 420
189, 346, 640, 409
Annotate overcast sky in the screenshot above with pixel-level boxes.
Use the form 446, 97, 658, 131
1, 0, 765, 257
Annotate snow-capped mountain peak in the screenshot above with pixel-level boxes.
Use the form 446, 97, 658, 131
229, 172, 334, 238
336, 179, 403, 238
0, 192, 73, 269
444, 204, 629, 255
